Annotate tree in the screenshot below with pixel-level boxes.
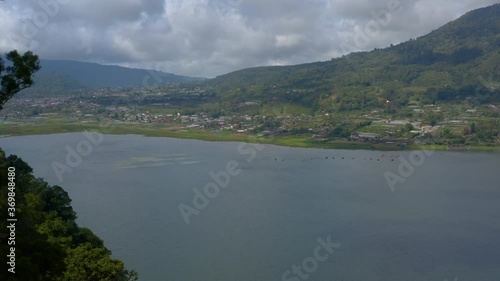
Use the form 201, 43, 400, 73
470, 122, 477, 134
423, 112, 444, 126
329, 127, 350, 138
41, 185, 77, 221
63, 243, 127, 281
0, 50, 41, 110
403, 123, 414, 133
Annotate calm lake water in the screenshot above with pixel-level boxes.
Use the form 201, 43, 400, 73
1, 133, 499, 281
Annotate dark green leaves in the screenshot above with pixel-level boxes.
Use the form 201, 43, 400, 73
0, 50, 41, 110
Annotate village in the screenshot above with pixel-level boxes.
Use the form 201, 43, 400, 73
2, 86, 499, 147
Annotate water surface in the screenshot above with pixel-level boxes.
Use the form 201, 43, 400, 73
1, 133, 499, 281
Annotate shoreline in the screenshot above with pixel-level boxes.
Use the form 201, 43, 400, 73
1, 123, 499, 152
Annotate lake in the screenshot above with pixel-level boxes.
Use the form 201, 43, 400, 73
1, 133, 499, 281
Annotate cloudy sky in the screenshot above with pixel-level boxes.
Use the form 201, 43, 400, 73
0, 0, 498, 78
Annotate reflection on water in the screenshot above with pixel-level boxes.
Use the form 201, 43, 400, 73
114, 154, 204, 169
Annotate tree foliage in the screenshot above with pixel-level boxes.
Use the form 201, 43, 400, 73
0, 151, 138, 281
0, 50, 41, 110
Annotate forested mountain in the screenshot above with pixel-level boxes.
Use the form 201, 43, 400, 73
208, 3, 500, 111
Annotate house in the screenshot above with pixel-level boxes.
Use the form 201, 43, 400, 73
350, 132, 380, 141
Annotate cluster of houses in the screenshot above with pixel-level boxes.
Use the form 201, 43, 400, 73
4, 91, 499, 146
129, 112, 262, 133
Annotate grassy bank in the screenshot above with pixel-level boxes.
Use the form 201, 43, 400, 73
1, 123, 499, 151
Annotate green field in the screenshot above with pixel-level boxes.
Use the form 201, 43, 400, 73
2, 122, 498, 151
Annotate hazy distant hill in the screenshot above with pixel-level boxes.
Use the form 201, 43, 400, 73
39, 60, 206, 86
20, 60, 206, 97
208, 3, 500, 111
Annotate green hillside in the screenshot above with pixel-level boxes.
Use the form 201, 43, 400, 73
208, 3, 500, 112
